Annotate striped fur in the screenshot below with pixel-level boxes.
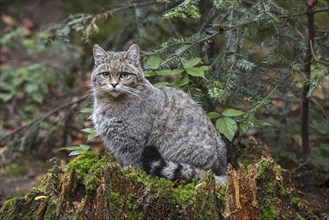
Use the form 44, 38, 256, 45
91, 44, 227, 185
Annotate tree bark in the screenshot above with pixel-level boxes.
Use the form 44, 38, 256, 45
301, 2, 315, 162
0, 146, 320, 220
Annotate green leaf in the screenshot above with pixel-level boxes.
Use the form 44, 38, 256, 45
12, 77, 24, 86
258, 120, 271, 127
60, 144, 90, 156
153, 82, 171, 87
143, 70, 153, 77
215, 117, 238, 141
147, 57, 162, 70
239, 123, 250, 132
198, 65, 209, 71
79, 144, 90, 151
87, 132, 98, 140
171, 77, 191, 87
0, 93, 13, 102
59, 146, 81, 151
183, 58, 202, 69
32, 93, 44, 103
172, 68, 185, 75
69, 150, 85, 156
156, 69, 184, 76
23, 104, 39, 113
186, 67, 205, 78
25, 84, 38, 93
82, 128, 98, 140
155, 70, 172, 76
207, 111, 220, 119
80, 108, 93, 113
82, 128, 96, 134
222, 108, 244, 117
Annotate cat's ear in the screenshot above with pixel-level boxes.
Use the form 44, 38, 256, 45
93, 44, 108, 65
124, 44, 140, 66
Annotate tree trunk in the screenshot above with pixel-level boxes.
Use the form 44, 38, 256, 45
301, 1, 315, 162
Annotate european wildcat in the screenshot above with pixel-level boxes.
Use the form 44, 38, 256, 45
91, 44, 227, 184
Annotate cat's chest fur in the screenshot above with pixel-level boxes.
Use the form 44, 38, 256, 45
92, 98, 154, 148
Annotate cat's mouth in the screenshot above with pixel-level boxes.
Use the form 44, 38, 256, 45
109, 90, 122, 97
107, 85, 123, 97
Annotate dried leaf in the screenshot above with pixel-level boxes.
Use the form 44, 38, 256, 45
1, 14, 17, 27
35, 195, 48, 200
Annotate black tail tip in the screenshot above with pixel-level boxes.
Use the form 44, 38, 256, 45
141, 146, 162, 172
141, 146, 162, 161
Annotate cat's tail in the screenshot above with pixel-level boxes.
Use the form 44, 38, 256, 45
141, 146, 226, 185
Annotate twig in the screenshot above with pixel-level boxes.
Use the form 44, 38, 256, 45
220, 8, 329, 33
67, 1, 156, 25
0, 95, 89, 145
309, 40, 329, 65
313, 8, 329, 14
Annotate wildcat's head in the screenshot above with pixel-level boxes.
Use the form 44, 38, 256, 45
91, 44, 146, 98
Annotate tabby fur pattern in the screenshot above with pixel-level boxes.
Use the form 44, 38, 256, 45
91, 44, 227, 184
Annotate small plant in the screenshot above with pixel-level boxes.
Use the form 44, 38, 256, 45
59, 107, 96, 156
0, 64, 49, 104
207, 108, 245, 141
144, 56, 208, 88
81, 128, 98, 141
59, 144, 91, 156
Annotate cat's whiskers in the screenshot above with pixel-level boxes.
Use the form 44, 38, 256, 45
85, 85, 108, 99
121, 90, 143, 101
82, 89, 95, 99
89, 84, 149, 102
121, 87, 149, 102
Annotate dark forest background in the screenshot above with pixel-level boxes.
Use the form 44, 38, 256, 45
0, 0, 328, 214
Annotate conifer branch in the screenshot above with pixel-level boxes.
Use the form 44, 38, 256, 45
309, 40, 329, 65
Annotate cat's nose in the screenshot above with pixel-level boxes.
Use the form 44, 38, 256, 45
111, 83, 118, 88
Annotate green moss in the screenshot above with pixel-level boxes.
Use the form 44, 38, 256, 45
108, 191, 143, 219
256, 159, 282, 219
260, 197, 277, 219
255, 159, 271, 179
192, 172, 219, 219
108, 192, 121, 211
216, 182, 227, 206
66, 151, 202, 213
293, 215, 305, 220
124, 167, 172, 191
0, 150, 224, 219
124, 167, 198, 206
0, 198, 17, 219
66, 151, 106, 190
172, 179, 198, 205
0, 197, 37, 220
237, 145, 265, 166
122, 167, 212, 219
290, 197, 303, 207
43, 197, 57, 220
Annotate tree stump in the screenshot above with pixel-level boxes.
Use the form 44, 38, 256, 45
0, 145, 319, 219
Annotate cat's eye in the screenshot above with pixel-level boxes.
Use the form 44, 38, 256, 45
120, 72, 130, 79
102, 72, 111, 78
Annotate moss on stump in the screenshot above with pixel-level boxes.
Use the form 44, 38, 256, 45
0, 146, 319, 219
